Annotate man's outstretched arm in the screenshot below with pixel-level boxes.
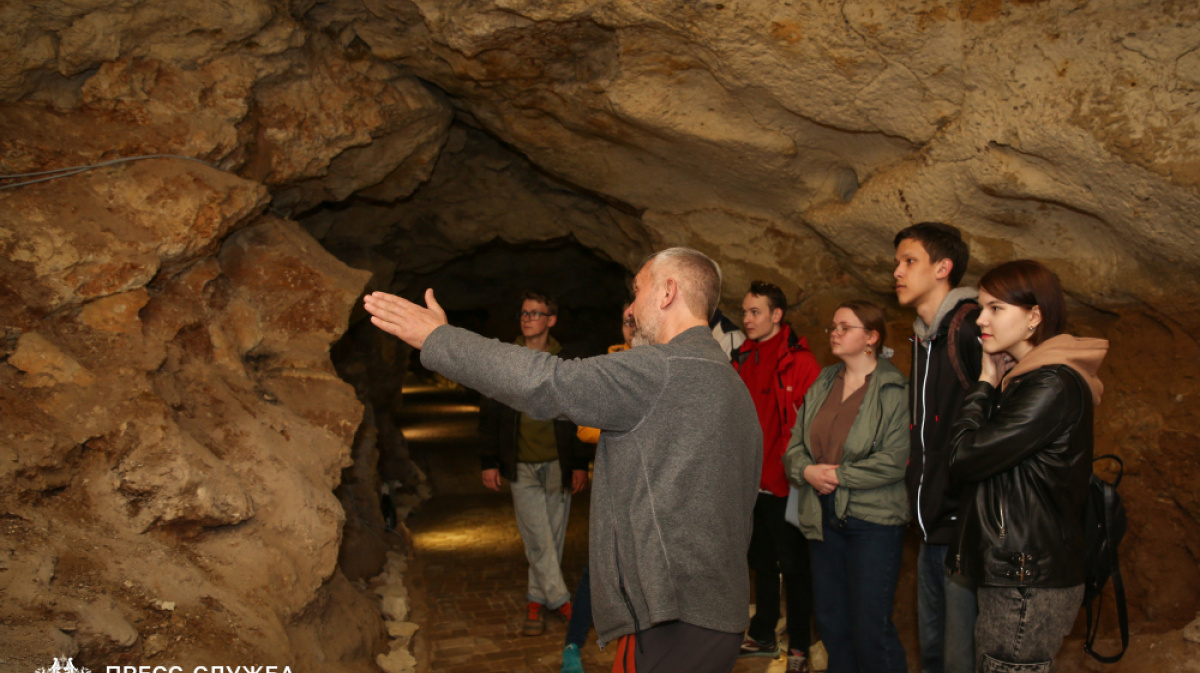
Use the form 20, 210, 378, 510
362, 289, 447, 349
365, 287, 662, 433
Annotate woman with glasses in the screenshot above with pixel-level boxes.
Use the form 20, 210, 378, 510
783, 301, 910, 673
947, 260, 1107, 672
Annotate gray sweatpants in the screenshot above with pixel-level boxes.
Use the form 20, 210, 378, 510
511, 460, 571, 608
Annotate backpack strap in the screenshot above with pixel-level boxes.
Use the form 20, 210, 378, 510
945, 301, 978, 391
1084, 454, 1129, 663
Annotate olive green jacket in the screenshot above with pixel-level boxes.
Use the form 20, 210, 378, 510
783, 359, 911, 540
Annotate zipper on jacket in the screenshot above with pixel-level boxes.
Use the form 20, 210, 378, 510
915, 337, 933, 540
838, 392, 888, 526
612, 528, 643, 653
951, 496, 973, 574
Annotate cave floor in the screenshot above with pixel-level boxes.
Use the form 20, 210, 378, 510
399, 380, 788, 673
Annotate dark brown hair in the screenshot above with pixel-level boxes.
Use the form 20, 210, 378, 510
978, 260, 1066, 346
837, 300, 887, 349
520, 289, 558, 315
748, 280, 788, 314
894, 222, 970, 287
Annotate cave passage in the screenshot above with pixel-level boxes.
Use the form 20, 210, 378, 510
395, 237, 636, 357
399, 379, 597, 671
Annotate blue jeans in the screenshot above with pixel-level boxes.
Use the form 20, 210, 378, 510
917, 543, 977, 673
975, 585, 1083, 672
565, 563, 592, 647
809, 495, 906, 673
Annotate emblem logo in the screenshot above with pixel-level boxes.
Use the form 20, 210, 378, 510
35, 659, 91, 673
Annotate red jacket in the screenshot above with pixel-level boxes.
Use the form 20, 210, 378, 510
733, 324, 821, 496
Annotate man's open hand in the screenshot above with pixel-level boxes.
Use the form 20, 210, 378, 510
363, 288, 447, 349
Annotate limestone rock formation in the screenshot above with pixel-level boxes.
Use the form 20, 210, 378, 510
325, 0, 1200, 309
0, 161, 381, 668
3, 1, 449, 668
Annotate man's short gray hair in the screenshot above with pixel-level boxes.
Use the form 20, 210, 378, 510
640, 247, 723, 320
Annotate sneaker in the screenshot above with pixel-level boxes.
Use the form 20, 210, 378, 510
522, 602, 545, 636
738, 635, 780, 657
561, 643, 584, 673
786, 650, 809, 673
554, 601, 573, 622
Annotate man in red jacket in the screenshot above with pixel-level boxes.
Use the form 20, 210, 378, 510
733, 281, 821, 673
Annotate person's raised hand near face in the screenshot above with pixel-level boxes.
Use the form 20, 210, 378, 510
363, 288, 447, 349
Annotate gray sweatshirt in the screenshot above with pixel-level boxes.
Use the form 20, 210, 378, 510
422, 324, 762, 646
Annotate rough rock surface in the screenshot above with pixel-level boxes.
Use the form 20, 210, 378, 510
0, 157, 385, 670
2, 1, 448, 669
316, 0, 1200, 310
3, 0, 1200, 671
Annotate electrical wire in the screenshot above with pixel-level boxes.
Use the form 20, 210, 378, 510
0, 154, 216, 191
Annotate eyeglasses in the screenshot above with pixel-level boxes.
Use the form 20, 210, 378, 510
621, 319, 636, 327
519, 310, 552, 320
825, 323, 867, 336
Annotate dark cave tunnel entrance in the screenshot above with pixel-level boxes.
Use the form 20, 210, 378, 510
326, 235, 633, 582
395, 236, 635, 357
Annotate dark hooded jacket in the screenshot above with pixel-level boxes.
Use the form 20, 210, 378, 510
906, 288, 982, 545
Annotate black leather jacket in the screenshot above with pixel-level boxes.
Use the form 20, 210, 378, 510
946, 365, 1093, 587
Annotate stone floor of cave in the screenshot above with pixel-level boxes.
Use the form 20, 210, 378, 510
399, 380, 792, 673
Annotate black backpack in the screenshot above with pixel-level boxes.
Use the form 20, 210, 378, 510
1082, 454, 1128, 663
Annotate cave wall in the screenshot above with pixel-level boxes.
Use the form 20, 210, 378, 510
0, 160, 384, 668
1, 1, 450, 668
3, 0, 1200, 669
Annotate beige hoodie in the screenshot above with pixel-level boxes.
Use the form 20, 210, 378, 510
1001, 334, 1108, 405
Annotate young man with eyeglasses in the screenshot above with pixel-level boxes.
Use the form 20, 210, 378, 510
732, 281, 820, 672
479, 290, 589, 636
893, 223, 981, 673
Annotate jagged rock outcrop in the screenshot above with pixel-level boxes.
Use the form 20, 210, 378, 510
0, 158, 385, 669
2, 1, 453, 208
1, 1, 451, 666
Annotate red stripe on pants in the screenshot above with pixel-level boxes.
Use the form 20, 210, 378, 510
612, 633, 637, 673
